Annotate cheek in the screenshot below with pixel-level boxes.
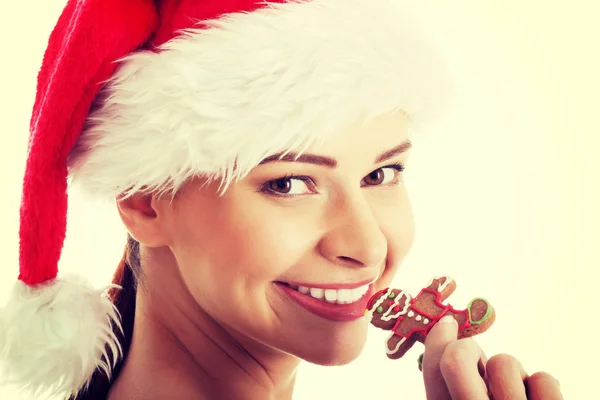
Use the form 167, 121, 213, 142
171, 197, 321, 284
226, 204, 325, 280
378, 190, 416, 271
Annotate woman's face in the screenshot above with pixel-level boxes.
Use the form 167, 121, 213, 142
159, 111, 415, 365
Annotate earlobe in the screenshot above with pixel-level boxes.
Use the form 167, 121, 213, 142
116, 193, 168, 247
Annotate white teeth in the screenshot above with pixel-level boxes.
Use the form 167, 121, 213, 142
337, 289, 352, 303
352, 285, 369, 299
298, 286, 310, 294
291, 283, 371, 304
324, 289, 337, 302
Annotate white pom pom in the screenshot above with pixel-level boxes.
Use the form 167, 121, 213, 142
0, 274, 124, 398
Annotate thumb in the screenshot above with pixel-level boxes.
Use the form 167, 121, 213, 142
422, 315, 458, 400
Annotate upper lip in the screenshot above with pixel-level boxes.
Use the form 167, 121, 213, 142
279, 278, 376, 290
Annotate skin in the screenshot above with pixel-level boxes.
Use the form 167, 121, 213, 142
423, 316, 563, 400
108, 111, 562, 399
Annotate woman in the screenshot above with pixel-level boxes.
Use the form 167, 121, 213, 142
0, 0, 562, 399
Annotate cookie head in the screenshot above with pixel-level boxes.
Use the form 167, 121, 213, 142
366, 288, 408, 330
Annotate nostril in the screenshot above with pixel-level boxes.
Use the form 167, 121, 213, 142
337, 255, 363, 266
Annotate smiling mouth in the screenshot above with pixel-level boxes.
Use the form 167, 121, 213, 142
280, 283, 371, 305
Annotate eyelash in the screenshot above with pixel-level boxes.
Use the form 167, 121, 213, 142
260, 162, 406, 199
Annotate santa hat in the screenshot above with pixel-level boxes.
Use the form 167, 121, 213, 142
0, 0, 455, 397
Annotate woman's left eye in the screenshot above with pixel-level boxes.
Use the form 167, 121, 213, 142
362, 164, 404, 186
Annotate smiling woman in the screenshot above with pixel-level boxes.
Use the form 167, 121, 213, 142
112, 112, 416, 396
0, 0, 563, 399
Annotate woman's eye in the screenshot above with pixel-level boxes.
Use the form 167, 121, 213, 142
262, 164, 404, 198
266, 177, 312, 196
362, 165, 404, 186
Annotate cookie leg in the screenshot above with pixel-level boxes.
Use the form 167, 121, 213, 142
386, 333, 417, 360
468, 298, 493, 325
462, 297, 495, 337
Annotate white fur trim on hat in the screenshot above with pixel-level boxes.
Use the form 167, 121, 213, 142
68, 0, 456, 200
0, 275, 123, 398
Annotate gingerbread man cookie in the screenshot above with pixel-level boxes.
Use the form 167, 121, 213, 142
365, 276, 495, 361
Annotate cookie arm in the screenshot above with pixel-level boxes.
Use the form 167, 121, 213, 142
425, 276, 456, 303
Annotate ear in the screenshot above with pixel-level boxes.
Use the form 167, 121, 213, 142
116, 193, 169, 247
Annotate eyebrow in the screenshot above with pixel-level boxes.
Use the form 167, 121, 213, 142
374, 140, 412, 163
259, 140, 412, 168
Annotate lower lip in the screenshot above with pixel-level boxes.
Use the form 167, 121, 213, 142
276, 283, 374, 322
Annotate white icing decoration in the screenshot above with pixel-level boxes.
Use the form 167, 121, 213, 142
415, 315, 422, 321
369, 288, 392, 312
425, 276, 454, 292
408, 310, 414, 317
381, 291, 412, 322
367, 288, 392, 322
437, 276, 453, 292
385, 332, 407, 355
423, 318, 429, 324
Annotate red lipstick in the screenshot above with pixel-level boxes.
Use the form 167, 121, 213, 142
276, 282, 374, 322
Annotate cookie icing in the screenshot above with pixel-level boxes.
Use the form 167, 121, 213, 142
381, 291, 411, 322
426, 276, 454, 293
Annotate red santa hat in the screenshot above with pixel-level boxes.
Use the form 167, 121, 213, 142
0, 0, 455, 397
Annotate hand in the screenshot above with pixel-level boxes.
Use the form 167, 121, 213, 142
421, 316, 563, 399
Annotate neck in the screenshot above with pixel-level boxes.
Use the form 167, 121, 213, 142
109, 246, 300, 399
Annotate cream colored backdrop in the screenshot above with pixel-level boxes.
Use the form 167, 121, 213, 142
1, 1, 597, 399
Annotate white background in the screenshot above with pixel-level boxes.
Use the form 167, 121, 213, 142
1, 0, 598, 398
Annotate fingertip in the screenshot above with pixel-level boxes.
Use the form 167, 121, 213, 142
425, 315, 458, 346
438, 315, 458, 326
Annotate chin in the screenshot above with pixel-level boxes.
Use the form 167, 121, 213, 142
290, 325, 369, 366
303, 340, 367, 366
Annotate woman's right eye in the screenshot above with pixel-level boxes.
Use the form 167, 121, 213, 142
262, 176, 314, 198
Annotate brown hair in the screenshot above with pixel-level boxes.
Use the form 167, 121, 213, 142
68, 235, 142, 400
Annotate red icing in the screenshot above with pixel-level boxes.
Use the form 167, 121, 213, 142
390, 288, 470, 342
367, 288, 390, 310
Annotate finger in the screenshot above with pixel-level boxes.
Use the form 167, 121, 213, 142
486, 354, 528, 400
439, 338, 489, 400
525, 372, 563, 400
422, 315, 458, 400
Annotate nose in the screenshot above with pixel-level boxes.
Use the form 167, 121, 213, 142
318, 194, 388, 268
